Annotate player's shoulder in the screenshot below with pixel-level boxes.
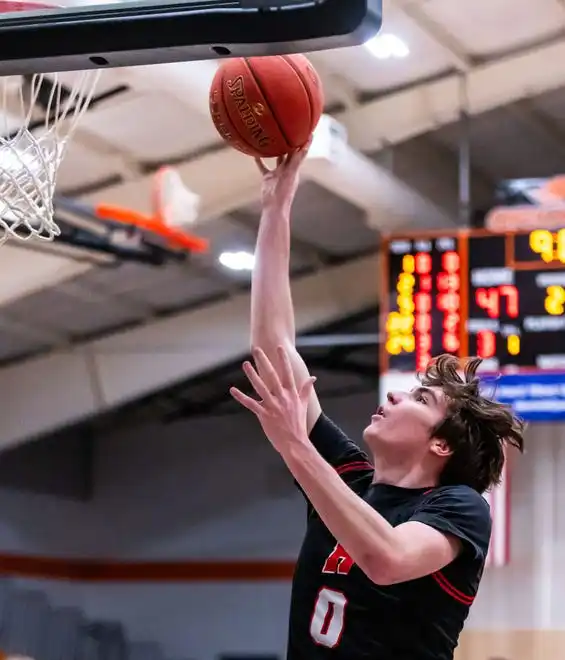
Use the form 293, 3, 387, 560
420, 484, 491, 519
413, 484, 492, 562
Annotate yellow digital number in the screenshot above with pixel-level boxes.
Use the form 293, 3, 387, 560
507, 334, 520, 356
386, 312, 402, 334
386, 256, 417, 356
397, 295, 415, 315
402, 254, 415, 273
397, 273, 415, 294
530, 229, 554, 263
386, 312, 414, 334
386, 335, 403, 355
545, 286, 565, 316
386, 334, 415, 355
402, 335, 415, 353
558, 229, 565, 265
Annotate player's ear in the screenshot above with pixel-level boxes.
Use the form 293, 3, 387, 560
430, 437, 452, 458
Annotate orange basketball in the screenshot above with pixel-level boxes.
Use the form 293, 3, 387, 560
209, 55, 324, 159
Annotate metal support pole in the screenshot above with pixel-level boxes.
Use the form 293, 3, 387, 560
458, 75, 472, 227
296, 333, 380, 348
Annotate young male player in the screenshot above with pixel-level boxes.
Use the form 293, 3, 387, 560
229, 148, 525, 659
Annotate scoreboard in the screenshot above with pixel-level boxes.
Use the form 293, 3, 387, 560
382, 228, 565, 374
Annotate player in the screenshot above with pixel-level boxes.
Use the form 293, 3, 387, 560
229, 148, 526, 659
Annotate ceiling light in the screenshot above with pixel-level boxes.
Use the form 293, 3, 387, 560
219, 250, 255, 271
364, 34, 409, 60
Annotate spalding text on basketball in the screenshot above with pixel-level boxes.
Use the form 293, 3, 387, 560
209, 89, 239, 146
226, 76, 272, 149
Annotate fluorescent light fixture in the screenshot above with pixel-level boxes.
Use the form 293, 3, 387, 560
219, 250, 255, 271
364, 34, 409, 59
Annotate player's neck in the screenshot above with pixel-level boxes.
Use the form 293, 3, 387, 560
370, 455, 438, 489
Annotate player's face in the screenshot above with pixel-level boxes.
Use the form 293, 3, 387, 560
363, 386, 449, 459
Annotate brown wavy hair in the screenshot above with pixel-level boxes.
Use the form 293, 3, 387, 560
420, 354, 525, 493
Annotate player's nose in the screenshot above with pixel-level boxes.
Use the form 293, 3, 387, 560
386, 391, 403, 405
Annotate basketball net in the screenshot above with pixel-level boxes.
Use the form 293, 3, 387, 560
0, 70, 100, 243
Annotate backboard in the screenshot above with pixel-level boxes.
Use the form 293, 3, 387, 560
0, 0, 382, 75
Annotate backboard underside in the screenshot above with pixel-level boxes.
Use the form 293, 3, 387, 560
0, 0, 382, 75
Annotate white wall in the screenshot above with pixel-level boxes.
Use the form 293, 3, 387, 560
0, 392, 374, 559
0, 394, 564, 659
469, 422, 565, 631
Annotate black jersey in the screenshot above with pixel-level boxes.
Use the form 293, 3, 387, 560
287, 414, 492, 660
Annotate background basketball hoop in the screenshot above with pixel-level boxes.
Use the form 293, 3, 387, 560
94, 166, 207, 253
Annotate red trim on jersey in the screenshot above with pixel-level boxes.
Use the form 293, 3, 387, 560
431, 571, 475, 605
335, 461, 373, 475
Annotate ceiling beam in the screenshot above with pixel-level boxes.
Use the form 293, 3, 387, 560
390, 0, 471, 72
340, 37, 565, 151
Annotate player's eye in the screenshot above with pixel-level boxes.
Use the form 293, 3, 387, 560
416, 393, 428, 404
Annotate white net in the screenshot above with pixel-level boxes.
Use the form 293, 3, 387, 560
0, 70, 100, 243
154, 166, 200, 230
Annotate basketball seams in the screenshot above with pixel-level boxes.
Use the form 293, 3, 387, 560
244, 57, 293, 152
281, 55, 314, 134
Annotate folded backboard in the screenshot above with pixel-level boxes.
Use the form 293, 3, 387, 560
0, 0, 382, 75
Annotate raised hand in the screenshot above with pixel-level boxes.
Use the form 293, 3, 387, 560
255, 140, 312, 214
230, 346, 316, 454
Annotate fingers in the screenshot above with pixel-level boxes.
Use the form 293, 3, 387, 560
252, 348, 283, 394
256, 156, 289, 176
290, 138, 312, 164
255, 158, 269, 175
243, 359, 277, 403
230, 387, 264, 416
276, 345, 296, 392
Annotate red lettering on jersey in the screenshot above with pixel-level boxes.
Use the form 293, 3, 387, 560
322, 543, 355, 575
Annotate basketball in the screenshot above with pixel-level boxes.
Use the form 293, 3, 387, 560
209, 55, 324, 159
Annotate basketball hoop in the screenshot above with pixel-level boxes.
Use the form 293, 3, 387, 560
0, 1, 100, 244
94, 166, 208, 253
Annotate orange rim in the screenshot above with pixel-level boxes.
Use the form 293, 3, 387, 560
95, 203, 208, 253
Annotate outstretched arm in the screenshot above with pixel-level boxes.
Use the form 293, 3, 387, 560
250, 149, 321, 433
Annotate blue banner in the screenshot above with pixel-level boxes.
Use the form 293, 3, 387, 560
481, 372, 565, 422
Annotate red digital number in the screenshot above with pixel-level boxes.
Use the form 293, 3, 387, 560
416, 353, 431, 372
442, 251, 460, 273
475, 288, 500, 318
437, 292, 460, 313
419, 275, 432, 292
415, 314, 432, 334
415, 252, 432, 275
443, 333, 460, 353
499, 285, 519, 318
416, 333, 432, 354
443, 312, 460, 333
476, 286, 519, 318
477, 330, 496, 359
436, 272, 460, 292
415, 292, 432, 313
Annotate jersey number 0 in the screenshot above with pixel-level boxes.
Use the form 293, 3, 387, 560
309, 544, 353, 648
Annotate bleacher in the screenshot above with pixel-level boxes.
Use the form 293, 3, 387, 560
0, 581, 172, 660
